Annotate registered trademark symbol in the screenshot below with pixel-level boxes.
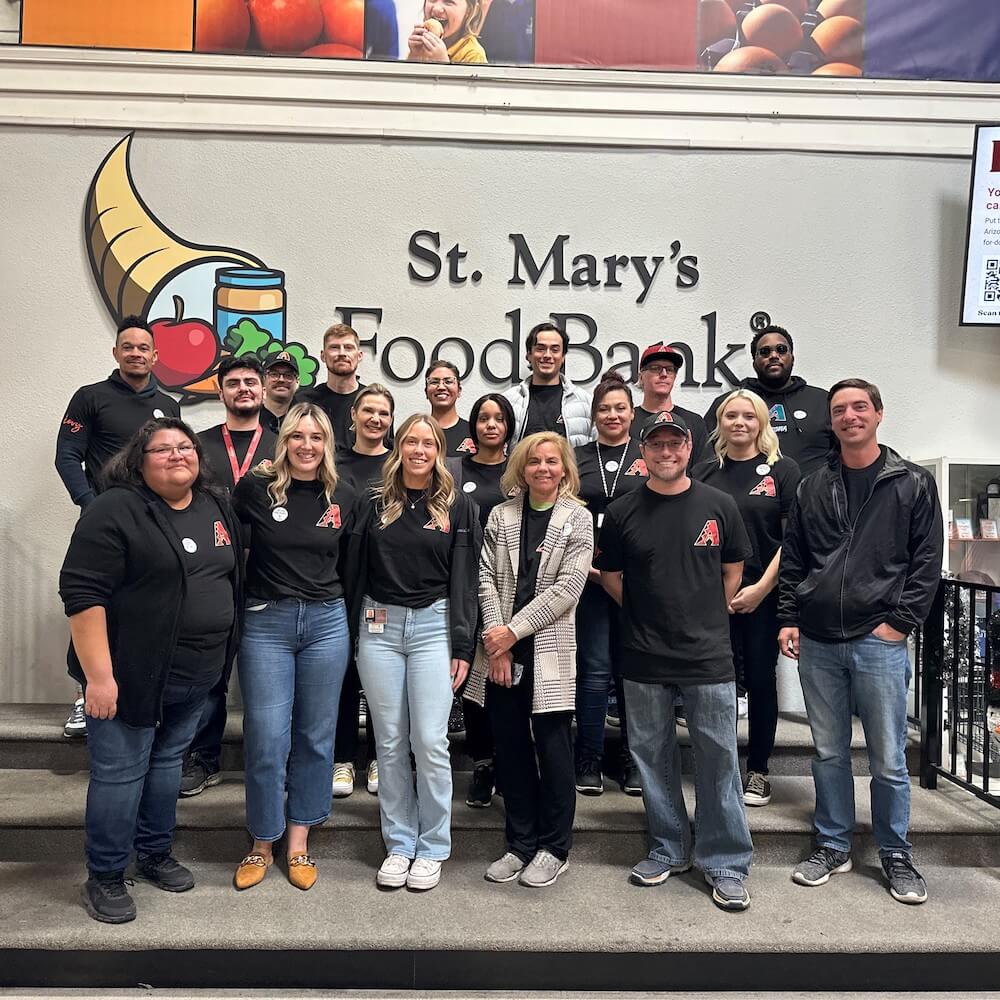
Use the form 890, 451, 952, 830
750, 311, 771, 332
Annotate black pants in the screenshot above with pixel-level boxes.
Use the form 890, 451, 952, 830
464, 698, 495, 762
729, 589, 779, 774
187, 672, 227, 770
486, 667, 575, 862
334, 656, 377, 764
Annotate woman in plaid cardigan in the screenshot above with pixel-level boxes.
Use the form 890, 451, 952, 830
464, 432, 593, 888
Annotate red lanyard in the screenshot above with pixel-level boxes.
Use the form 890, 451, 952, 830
222, 424, 263, 485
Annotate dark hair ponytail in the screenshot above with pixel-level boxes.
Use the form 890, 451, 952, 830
591, 369, 634, 421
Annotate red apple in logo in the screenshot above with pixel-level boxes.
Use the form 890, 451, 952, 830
150, 296, 219, 389
249, 0, 324, 53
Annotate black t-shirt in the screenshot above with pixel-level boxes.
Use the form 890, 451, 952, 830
294, 382, 362, 452
596, 480, 752, 685
575, 438, 647, 544
366, 491, 455, 608
692, 453, 801, 584
337, 449, 387, 496
161, 493, 236, 683
458, 456, 508, 530
511, 500, 553, 666
233, 473, 357, 602
632, 404, 710, 467
198, 423, 277, 494
260, 405, 285, 435
523, 382, 565, 438
843, 447, 886, 523
443, 418, 477, 457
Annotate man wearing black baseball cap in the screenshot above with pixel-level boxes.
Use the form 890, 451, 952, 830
260, 351, 300, 435
597, 409, 755, 912
630, 343, 710, 467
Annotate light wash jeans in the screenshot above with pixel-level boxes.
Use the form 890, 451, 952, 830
798, 632, 912, 857
356, 596, 454, 860
624, 677, 753, 880
239, 597, 350, 842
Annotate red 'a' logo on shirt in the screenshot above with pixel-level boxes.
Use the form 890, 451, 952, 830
749, 476, 776, 498
214, 521, 232, 547
624, 459, 647, 477
424, 518, 451, 533
456, 438, 477, 454
316, 504, 342, 529
694, 519, 720, 546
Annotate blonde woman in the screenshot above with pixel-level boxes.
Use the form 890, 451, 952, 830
231, 403, 359, 892
465, 432, 593, 888
407, 0, 488, 64
352, 413, 481, 891
693, 390, 801, 807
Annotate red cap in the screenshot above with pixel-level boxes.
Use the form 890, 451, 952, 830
640, 343, 683, 370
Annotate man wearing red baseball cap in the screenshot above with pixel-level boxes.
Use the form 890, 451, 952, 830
630, 343, 710, 467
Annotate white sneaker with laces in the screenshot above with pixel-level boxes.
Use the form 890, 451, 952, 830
376, 854, 411, 888
367, 760, 379, 795
406, 858, 442, 891
332, 762, 355, 798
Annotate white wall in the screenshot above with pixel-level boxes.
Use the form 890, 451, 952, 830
2, 53, 1000, 701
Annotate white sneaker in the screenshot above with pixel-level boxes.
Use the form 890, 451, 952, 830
376, 853, 411, 888
63, 697, 87, 739
367, 760, 379, 795
406, 858, 442, 891
332, 762, 355, 798
737, 694, 749, 719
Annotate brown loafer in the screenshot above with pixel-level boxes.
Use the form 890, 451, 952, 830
287, 854, 318, 891
233, 853, 271, 891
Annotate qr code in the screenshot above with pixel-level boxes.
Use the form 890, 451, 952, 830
984, 258, 1000, 302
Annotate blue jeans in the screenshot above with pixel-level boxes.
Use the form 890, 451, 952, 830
85, 679, 214, 874
356, 597, 453, 860
624, 678, 753, 880
798, 632, 912, 858
239, 597, 350, 842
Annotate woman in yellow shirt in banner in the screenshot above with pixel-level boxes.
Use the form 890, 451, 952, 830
407, 0, 488, 64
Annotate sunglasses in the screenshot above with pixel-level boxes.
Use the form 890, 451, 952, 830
756, 344, 790, 358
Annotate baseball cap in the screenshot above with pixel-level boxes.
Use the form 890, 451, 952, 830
639, 343, 684, 370
262, 350, 299, 374
639, 409, 690, 442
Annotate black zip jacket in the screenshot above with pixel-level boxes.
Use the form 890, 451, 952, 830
55, 371, 181, 508
346, 491, 482, 663
59, 484, 245, 727
777, 446, 943, 640
705, 376, 835, 476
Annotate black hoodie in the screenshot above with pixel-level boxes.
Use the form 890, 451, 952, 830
704, 376, 835, 477
55, 371, 181, 508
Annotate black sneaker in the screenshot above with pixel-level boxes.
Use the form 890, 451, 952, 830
792, 846, 853, 887
743, 770, 772, 807
63, 697, 87, 739
466, 761, 495, 808
606, 702, 621, 728
81, 871, 136, 923
621, 761, 642, 796
134, 852, 195, 892
575, 762, 604, 796
179, 755, 221, 797
447, 697, 466, 736
881, 852, 928, 905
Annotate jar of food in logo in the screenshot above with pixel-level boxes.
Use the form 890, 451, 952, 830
215, 268, 286, 347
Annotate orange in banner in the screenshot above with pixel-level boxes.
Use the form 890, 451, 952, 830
22, 0, 194, 52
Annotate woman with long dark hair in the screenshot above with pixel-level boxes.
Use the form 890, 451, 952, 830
60, 417, 243, 923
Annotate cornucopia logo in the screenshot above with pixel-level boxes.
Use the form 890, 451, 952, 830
86, 133, 319, 401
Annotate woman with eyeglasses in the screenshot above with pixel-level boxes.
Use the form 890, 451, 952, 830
693, 389, 800, 807
59, 417, 244, 923
425, 360, 476, 457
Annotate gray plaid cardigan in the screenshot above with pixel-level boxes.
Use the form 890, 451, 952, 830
464, 494, 593, 714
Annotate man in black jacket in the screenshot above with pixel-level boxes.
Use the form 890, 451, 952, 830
778, 378, 942, 905
704, 325, 835, 477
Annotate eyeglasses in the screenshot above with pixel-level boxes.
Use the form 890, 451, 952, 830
643, 364, 677, 376
144, 444, 196, 457
642, 436, 687, 451
427, 378, 458, 388
266, 371, 298, 381
756, 344, 790, 358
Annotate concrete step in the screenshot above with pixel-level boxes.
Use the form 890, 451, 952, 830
2, 768, 998, 867
1, 859, 998, 991
0, 704, 920, 776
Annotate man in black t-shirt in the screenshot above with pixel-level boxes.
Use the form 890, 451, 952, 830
260, 351, 300, 434
424, 359, 476, 456
597, 409, 754, 912
778, 379, 942, 905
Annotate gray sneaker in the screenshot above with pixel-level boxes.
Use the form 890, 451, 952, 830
518, 849, 568, 888
704, 872, 750, 911
630, 858, 692, 886
793, 846, 853, 886
485, 851, 526, 883
881, 852, 928, 905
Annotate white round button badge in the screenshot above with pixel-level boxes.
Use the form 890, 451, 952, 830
604, 461, 620, 473
272, 507, 288, 522
182, 537, 197, 553
793, 410, 807, 419
463, 481, 477, 493
153, 409, 165, 418
756, 464, 771, 476
562, 522, 573, 537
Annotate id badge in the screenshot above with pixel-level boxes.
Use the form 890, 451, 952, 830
512, 662, 526, 686
597, 512, 605, 529
365, 607, 387, 634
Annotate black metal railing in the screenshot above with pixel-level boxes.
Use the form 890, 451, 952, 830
918, 577, 1000, 807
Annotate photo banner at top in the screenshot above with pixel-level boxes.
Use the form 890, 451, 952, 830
17, 0, 1000, 82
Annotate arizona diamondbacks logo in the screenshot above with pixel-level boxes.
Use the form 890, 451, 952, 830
749, 476, 776, 497
624, 459, 647, 476
316, 504, 342, 529
214, 521, 232, 547
693, 519, 720, 546
456, 438, 477, 454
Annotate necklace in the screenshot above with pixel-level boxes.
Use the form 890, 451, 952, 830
596, 440, 629, 499
407, 489, 426, 510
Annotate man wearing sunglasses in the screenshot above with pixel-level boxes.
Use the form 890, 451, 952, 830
704, 326, 835, 476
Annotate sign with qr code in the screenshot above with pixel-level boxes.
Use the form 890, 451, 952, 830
961, 124, 1000, 325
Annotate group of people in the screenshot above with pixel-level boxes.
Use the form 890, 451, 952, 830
55, 315, 943, 925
